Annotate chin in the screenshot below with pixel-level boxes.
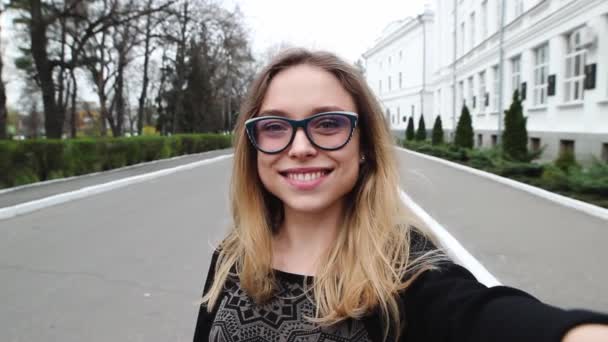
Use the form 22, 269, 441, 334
282, 196, 337, 214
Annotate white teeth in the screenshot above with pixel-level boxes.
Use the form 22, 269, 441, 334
286, 171, 327, 182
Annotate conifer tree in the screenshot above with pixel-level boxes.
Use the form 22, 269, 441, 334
432, 115, 444, 145
405, 116, 415, 141
502, 90, 529, 161
415, 115, 427, 141
454, 104, 474, 149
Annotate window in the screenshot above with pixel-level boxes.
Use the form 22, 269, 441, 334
491, 134, 497, 146
468, 76, 475, 108
395, 107, 401, 124
411, 105, 415, 116
511, 55, 521, 98
437, 89, 442, 115
399, 72, 402, 89
470, 12, 476, 49
564, 29, 587, 102
481, 1, 488, 39
530, 138, 541, 153
399, 50, 403, 60
460, 22, 465, 55
479, 71, 486, 112
388, 56, 392, 66
559, 140, 575, 157
379, 80, 382, 93
492, 65, 499, 111
533, 43, 549, 106
514, 0, 524, 18
386, 108, 391, 123
495, 0, 501, 32
477, 134, 483, 147
602, 143, 608, 162
459, 81, 465, 106
388, 76, 392, 91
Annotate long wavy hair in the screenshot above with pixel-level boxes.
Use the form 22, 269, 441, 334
201, 48, 448, 341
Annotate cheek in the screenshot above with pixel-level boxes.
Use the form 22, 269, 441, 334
257, 154, 278, 189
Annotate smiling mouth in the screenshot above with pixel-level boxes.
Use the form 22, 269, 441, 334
279, 169, 334, 182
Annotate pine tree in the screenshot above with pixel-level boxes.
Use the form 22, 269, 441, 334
406, 116, 415, 141
454, 104, 473, 149
502, 90, 529, 161
415, 115, 427, 141
432, 115, 444, 145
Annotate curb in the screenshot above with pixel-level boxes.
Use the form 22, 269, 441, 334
396, 146, 608, 221
0, 154, 234, 221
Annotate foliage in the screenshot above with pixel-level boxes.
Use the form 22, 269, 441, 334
415, 115, 426, 141
454, 105, 473, 149
431, 115, 444, 146
405, 116, 415, 141
502, 90, 529, 162
0, 134, 232, 189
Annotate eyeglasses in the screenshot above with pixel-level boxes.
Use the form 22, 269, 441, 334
245, 111, 358, 154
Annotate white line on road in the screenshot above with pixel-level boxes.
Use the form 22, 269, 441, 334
0, 154, 234, 221
396, 146, 608, 221
399, 189, 501, 287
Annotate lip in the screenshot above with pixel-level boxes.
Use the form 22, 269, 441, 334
279, 167, 334, 191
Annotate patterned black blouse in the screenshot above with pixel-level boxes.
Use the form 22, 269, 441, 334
193, 233, 608, 342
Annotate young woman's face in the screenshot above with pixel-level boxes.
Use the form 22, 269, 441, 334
256, 64, 361, 214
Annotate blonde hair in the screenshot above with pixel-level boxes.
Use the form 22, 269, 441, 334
201, 48, 448, 341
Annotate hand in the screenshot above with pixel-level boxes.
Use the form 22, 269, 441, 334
562, 324, 608, 342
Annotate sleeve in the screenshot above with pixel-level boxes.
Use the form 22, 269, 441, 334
400, 260, 608, 342
192, 249, 221, 342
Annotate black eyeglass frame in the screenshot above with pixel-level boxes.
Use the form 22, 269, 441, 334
245, 111, 359, 154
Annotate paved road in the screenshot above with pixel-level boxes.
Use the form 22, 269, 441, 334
397, 148, 608, 312
0, 148, 606, 341
0, 156, 231, 342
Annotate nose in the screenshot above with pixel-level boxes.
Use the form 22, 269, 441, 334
287, 127, 317, 158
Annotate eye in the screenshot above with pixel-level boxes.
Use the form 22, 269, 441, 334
317, 119, 340, 129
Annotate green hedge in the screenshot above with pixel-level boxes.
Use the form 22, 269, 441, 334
401, 140, 608, 208
0, 134, 232, 189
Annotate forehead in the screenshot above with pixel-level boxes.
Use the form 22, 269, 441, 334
259, 64, 356, 119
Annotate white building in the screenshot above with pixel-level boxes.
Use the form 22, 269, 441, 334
364, 0, 608, 164
362, 10, 435, 133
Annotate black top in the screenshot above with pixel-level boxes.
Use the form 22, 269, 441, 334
193, 233, 608, 342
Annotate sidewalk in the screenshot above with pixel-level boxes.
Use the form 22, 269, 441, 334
0, 148, 234, 209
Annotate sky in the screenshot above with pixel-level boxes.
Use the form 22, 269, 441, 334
231, 0, 428, 62
1, 0, 429, 109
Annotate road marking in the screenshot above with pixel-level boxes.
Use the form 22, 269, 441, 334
396, 146, 608, 221
399, 189, 501, 287
0, 154, 234, 221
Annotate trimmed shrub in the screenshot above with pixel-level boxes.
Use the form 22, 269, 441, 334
405, 117, 415, 141
415, 115, 427, 141
431, 116, 444, 145
454, 105, 473, 149
502, 90, 529, 162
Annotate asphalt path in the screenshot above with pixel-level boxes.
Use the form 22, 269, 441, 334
397, 148, 608, 312
0, 148, 606, 341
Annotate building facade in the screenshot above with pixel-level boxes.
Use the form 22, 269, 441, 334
364, 0, 608, 164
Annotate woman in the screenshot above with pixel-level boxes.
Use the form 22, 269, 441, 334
193, 49, 608, 342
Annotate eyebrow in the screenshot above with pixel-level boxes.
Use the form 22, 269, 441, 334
259, 106, 347, 117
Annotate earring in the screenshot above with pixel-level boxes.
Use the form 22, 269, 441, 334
360, 155, 366, 163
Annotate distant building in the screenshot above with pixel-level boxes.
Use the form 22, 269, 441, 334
364, 0, 608, 164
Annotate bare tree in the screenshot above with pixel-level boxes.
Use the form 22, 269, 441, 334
0, 5, 7, 139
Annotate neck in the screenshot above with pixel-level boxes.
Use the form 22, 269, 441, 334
272, 200, 344, 275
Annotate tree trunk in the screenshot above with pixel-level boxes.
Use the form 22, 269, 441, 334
137, 0, 154, 136
30, 0, 63, 138
70, 69, 77, 138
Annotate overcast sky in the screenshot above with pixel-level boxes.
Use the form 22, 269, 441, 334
231, 0, 428, 62
1, 0, 429, 108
